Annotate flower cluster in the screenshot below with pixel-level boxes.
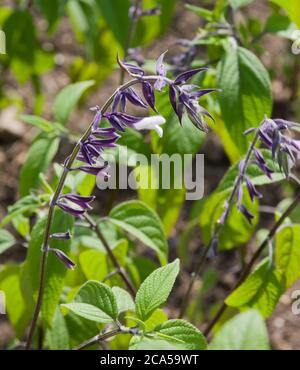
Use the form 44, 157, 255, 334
222, 116, 300, 224
49, 52, 216, 269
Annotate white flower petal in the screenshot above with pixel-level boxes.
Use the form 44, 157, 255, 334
134, 115, 166, 137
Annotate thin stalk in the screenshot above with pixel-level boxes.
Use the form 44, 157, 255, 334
25, 75, 163, 350
204, 188, 300, 336
179, 132, 259, 318
76, 328, 122, 350
83, 213, 136, 297
75, 326, 140, 350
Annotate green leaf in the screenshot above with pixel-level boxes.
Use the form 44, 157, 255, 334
25, 208, 74, 326
265, 14, 296, 39
135, 259, 180, 320
20, 133, 59, 196
53, 80, 94, 125
61, 303, 113, 324
275, 225, 300, 288
20, 114, 55, 133
217, 46, 272, 153
112, 286, 135, 314
270, 0, 300, 28
144, 309, 168, 331
79, 249, 107, 282
95, 0, 130, 48
154, 319, 207, 350
226, 259, 284, 317
109, 201, 168, 264
0, 195, 42, 228
45, 308, 70, 350
229, 0, 254, 9
72, 280, 118, 321
129, 336, 186, 350
185, 4, 214, 20
0, 265, 31, 338
34, 0, 67, 32
61, 302, 113, 324
209, 310, 270, 350
0, 229, 15, 254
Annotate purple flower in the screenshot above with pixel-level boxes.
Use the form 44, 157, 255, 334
56, 194, 95, 217
49, 248, 76, 270
174, 68, 207, 85
112, 91, 127, 112
50, 231, 72, 240
238, 204, 254, 224
253, 148, 273, 179
90, 106, 102, 131
124, 87, 148, 109
142, 82, 157, 112
73, 163, 108, 176
117, 54, 145, 77
154, 51, 168, 91
245, 176, 262, 202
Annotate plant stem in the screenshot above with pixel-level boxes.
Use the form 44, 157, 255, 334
179, 132, 259, 318
120, 0, 142, 84
204, 188, 300, 336
76, 328, 122, 350
83, 213, 136, 297
25, 75, 162, 350
75, 326, 140, 350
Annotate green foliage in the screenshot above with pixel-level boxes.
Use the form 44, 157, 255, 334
25, 209, 74, 326
209, 310, 270, 350
154, 320, 207, 350
217, 46, 272, 154
135, 259, 180, 320
275, 225, 300, 288
0, 229, 15, 254
270, 0, 300, 28
53, 80, 95, 125
226, 259, 284, 317
20, 134, 59, 196
109, 200, 168, 264
62, 281, 118, 323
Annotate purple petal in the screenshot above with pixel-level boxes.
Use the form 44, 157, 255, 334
124, 87, 148, 108
154, 77, 167, 91
80, 143, 94, 165
245, 176, 262, 202
76, 164, 108, 176
156, 50, 167, 77
238, 204, 254, 224
258, 128, 273, 147
56, 202, 86, 217
174, 68, 207, 85
117, 54, 145, 76
190, 88, 220, 99
49, 248, 76, 270
239, 159, 246, 175
141, 7, 161, 16
142, 82, 157, 112
169, 84, 179, 118
91, 109, 102, 131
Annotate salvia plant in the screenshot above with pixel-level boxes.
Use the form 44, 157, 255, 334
1, 0, 300, 352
